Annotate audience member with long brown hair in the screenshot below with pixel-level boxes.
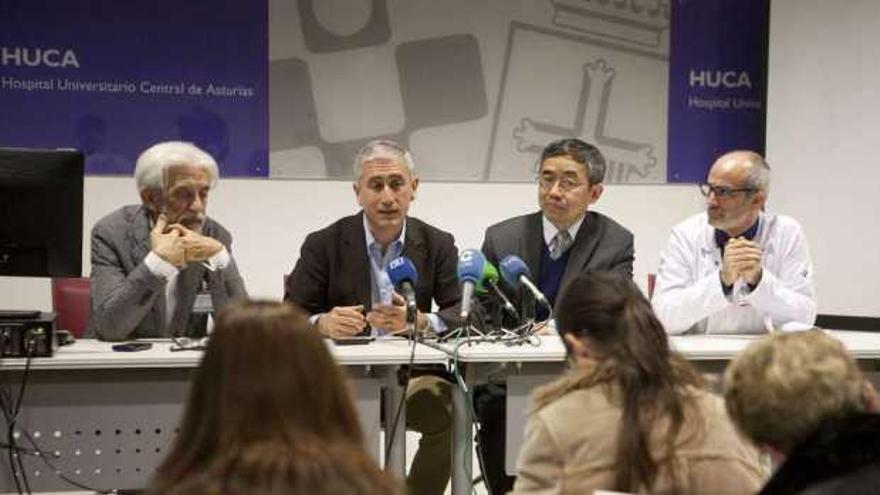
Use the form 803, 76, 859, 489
147, 300, 400, 495
511, 272, 766, 494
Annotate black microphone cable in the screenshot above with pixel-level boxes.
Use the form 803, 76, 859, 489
1, 338, 35, 494
0, 339, 113, 494
382, 308, 419, 466
19, 429, 113, 494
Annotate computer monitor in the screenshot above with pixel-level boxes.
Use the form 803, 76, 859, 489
0, 148, 84, 278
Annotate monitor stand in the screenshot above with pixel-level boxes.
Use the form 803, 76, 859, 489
0, 310, 41, 320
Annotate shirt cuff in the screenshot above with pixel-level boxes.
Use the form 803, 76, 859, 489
205, 246, 230, 271
426, 313, 447, 334
309, 313, 323, 326
720, 274, 734, 296
145, 251, 179, 280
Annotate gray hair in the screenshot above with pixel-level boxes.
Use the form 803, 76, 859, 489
743, 154, 771, 194
134, 141, 219, 193
351, 139, 415, 182
724, 330, 868, 452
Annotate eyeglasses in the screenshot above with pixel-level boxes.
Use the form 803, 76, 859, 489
699, 183, 757, 198
537, 175, 586, 192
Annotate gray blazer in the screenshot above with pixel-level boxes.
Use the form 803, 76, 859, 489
481, 211, 634, 311
86, 204, 247, 341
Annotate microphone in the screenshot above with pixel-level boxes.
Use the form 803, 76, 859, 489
457, 249, 485, 323
386, 256, 419, 321
481, 261, 519, 321
477, 260, 499, 294
499, 255, 549, 305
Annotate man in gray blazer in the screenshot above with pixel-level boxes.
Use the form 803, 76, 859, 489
87, 141, 247, 341
477, 138, 634, 494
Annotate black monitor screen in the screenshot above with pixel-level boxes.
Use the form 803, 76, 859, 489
0, 148, 84, 278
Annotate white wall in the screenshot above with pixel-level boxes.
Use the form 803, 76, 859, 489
766, 0, 880, 317
4, 0, 880, 319
0, 177, 701, 310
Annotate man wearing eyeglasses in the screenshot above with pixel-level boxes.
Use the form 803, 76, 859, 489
87, 141, 247, 341
482, 138, 634, 313
652, 150, 816, 335
476, 138, 634, 494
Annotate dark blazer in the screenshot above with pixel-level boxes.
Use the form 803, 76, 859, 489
87, 204, 247, 341
285, 212, 461, 327
481, 210, 634, 311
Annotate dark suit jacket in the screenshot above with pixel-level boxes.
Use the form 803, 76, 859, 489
481, 210, 634, 312
87, 204, 247, 341
285, 212, 461, 328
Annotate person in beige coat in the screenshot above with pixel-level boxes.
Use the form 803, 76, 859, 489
511, 272, 767, 494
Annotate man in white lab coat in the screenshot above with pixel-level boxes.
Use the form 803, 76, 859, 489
652, 151, 816, 334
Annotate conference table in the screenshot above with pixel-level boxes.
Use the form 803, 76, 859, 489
436, 329, 880, 495
0, 337, 448, 493
5, 331, 880, 494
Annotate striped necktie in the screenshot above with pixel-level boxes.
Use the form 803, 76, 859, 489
549, 230, 572, 260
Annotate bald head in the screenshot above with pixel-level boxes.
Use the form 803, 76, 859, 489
705, 150, 770, 235
711, 151, 770, 193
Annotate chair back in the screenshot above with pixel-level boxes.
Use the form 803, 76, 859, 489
52, 277, 91, 338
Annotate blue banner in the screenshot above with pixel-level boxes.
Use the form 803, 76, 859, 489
0, 0, 267, 177
667, 0, 769, 182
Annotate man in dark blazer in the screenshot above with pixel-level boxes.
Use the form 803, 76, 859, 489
285, 139, 459, 495
477, 138, 634, 494
87, 141, 247, 341
285, 212, 460, 330
482, 211, 634, 313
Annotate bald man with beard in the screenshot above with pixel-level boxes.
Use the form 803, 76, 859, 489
652, 151, 816, 335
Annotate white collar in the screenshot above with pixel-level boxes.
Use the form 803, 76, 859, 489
542, 213, 585, 246
363, 214, 406, 252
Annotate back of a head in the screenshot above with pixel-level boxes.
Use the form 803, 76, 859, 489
724, 330, 870, 453
158, 440, 401, 495
555, 272, 702, 492
200, 300, 363, 444
151, 300, 365, 490
556, 272, 672, 374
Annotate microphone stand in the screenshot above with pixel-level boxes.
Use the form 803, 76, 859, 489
385, 295, 418, 474
520, 291, 555, 338
464, 311, 475, 347
437, 306, 487, 344
406, 300, 417, 341
520, 290, 537, 337
462, 307, 491, 346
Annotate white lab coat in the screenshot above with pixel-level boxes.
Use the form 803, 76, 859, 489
653, 212, 816, 334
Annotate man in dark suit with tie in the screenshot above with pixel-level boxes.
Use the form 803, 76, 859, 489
87, 141, 247, 341
477, 138, 634, 493
285, 139, 459, 495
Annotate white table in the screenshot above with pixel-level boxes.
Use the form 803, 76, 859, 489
0, 338, 447, 493
437, 330, 880, 495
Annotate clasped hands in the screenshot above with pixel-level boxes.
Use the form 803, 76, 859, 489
150, 214, 222, 268
317, 293, 428, 339
721, 237, 763, 287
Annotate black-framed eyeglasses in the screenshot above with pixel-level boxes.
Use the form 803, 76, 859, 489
699, 183, 757, 198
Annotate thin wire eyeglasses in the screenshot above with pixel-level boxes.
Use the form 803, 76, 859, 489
537, 175, 586, 192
